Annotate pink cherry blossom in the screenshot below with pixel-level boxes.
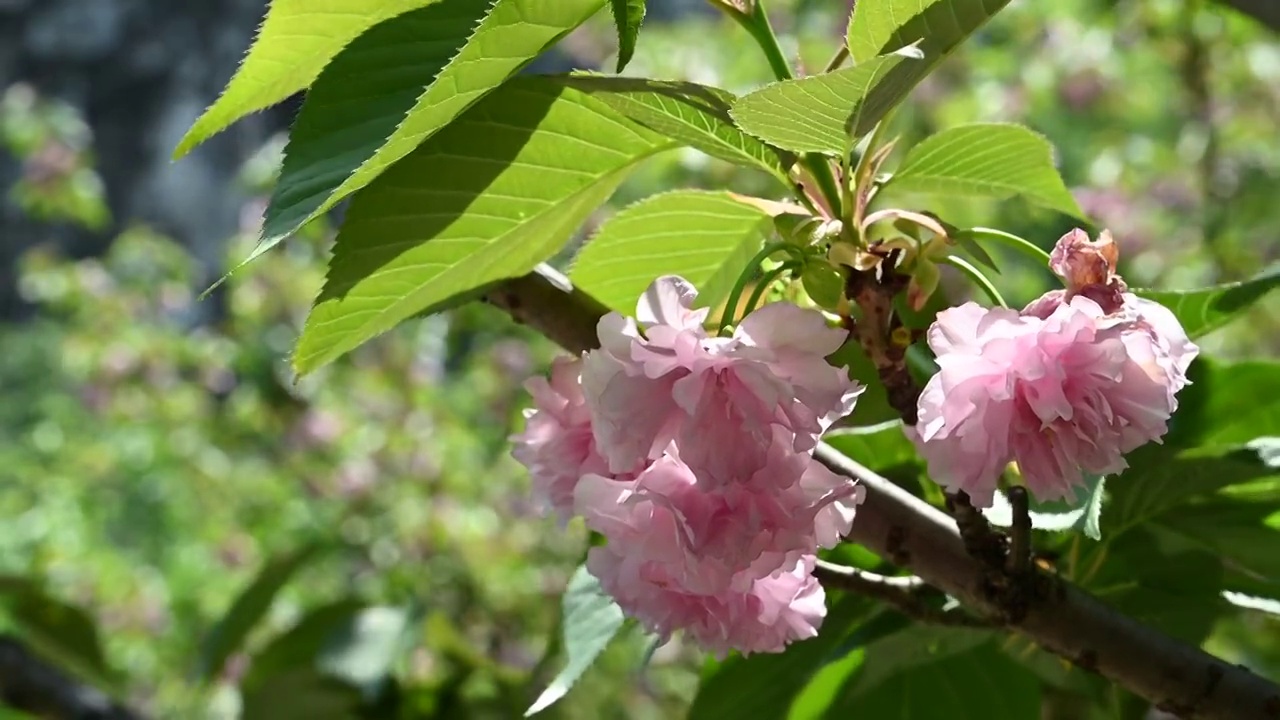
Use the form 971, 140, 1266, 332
582, 276, 862, 485
914, 293, 1196, 507
586, 544, 827, 658
913, 229, 1198, 505
509, 357, 621, 522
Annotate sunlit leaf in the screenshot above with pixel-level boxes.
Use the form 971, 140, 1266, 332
561, 75, 793, 182
257, 0, 606, 257
526, 566, 625, 716
570, 190, 772, 314
1133, 264, 1280, 340
175, 0, 441, 158
293, 77, 673, 375
884, 123, 1085, 219
730, 52, 915, 156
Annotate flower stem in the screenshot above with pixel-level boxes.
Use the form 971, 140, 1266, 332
941, 255, 1008, 308
743, 262, 801, 317
720, 242, 805, 334
722, 0, 844, 216
954, 227, 1051, 267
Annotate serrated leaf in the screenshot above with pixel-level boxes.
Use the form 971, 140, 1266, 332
688, 597, 868, 720
984, 475, 1107, 540
293, 78, 672, 375
885, 123, 1085, 219
560, 75, 793, 181
742, 0, 1012, 156
198, 544, 326, 682
175, 0, 441, 158
526, 566, 625, 716
824, 627, 1040, 717
570, 190, 772, 314
1133, 264, 1280, 340
730, 53, 915, 156
256, 0, 607, 259
610, 0, 646, 72
847, 0, 1004, 64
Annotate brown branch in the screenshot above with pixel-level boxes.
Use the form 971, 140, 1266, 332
0, 635, 145, 720
487, 265, 1280, 720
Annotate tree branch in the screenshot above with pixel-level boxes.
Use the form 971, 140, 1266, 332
0, 635, 145, 720
486, 265, 1280, 720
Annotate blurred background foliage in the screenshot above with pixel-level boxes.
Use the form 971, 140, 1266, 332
0, 0, 1276, 717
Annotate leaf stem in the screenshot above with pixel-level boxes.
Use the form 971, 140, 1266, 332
719, 242, 804, 334
941, 255, 1008, 308
954, 227, 1051, 267
743, 262, 800, 317
722, 0, 844, 215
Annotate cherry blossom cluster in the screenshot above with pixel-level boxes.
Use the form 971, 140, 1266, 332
911, 229, 1199, 506
512, 277, 864, 656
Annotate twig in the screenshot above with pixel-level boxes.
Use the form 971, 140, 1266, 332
812, 560, 991, 627
1006, 486, 1032, 578
488, 266, 1280, 720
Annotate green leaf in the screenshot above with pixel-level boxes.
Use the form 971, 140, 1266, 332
1157, 499, 1280, 591
824, 627, 1040, 717
240, 668, 363, 720
1133, 264, 1280, 340
258, 0, 606, 256
0, 578, 117, 690
609, 0, 646, 72
175, 0, 442, 158
826, 340, 901, 428
570, 190, 772, 314
1082, 530, 1224, 644
244, 600, 366, 690
823, 422, 920, 475
526, 566, 626, 716
688, 597, 868, 720
318, 606, 417, 696
293, 77, 673, 375
847, 0, 1005, 65
984, 474, 1107, 540
884, 123, 1085, 219
730, 52, 916, 156
560, 75, 793, 182
1165, 359, 1280, 449
198, 544, 326, 682
742, 0, 1013, 156
1104, 444, 1277, 539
